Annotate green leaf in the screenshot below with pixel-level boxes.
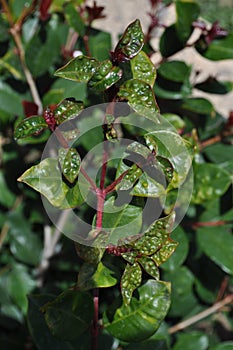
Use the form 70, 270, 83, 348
75, 242, 104, 265
195, 78, 233, 94
58, 147, 81, 184
173, 331, 209, 350
204, 143, 233, 164
0, 171, 16, 208
181, 98, 215, 116
175, 0, 200, 43
145, 130, 193, 189
18, 158, 84, 209
197, 226, 233, 275
211, 343, 233, 350
157, 60, 191, 83
116, 162, 143, 190
14, 116, 48, 140
118, 79, 159, 123
160, 24, 185, 57
161, 226, 189, 270
137, 256, 160, 280
113, 19, 144, 60
44, 290, 93, 341
28, 294, 73, 350
104, 280, 171, 342
121, 262, 142, 305
130, 51, 156, 87
152, 239, 178, 266
100, 196, 142, 245
88, 29, 112, 61
196, 33, 233, 61
54, 98, 84, 125
77, 262, 118, 290
65, 3, 85, 36
88, 60, 122, 91
192, 163, 232, 204
8, 211, 42, 266
131, 172, 166, 199
8, 264, 35, 314
0, 82, 24, 122
55, 55, 99, 82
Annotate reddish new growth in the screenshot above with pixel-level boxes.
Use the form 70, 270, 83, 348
43, 107, 56, 131
193, 20, 228, 45
106, 244, 132, 256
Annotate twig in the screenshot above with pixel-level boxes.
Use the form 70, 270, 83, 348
0, 0, 43, 114
200, 130, 233, 149
168, 294, 233, 334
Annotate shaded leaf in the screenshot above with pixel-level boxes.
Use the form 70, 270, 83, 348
14, 116, 48, 140
44, 290, 93, 341
131, 51, 156, 87
195, 77, 233, 94
121, 262, 142, 305
196, 33, 233, 61
104, 280, 171, 342
55, 55, 99, 82
192, 163, 232, 204
75, 242, 104, 265
173, 331, 209, 350
77, 262, 118, 290
0, 171, 16, 208
88, 29, 112, 61
118, 79, 160, 123
211, 343, 233, 350
197, 226, 233, 275
175, 0, 200, 43
181, 97, 215, 116
160, 24, 185, 57
58, 147, 81, 183
157, 60, 191, 83
65, 3, 85, 36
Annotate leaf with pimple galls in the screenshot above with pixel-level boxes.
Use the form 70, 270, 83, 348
14, 116, 48, 140
121, 262, 142, 305
58, 147, 81, 184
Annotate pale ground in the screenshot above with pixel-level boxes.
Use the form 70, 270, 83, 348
87, 0, 233, 117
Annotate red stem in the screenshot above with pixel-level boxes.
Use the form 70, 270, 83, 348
91, 288, 99, 350
105, 170, 129, 194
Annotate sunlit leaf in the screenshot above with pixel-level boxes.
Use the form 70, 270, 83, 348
14, 116, 48, 140
118, 79, 159, 123
55, 55, 99, 82
58, 147, 81, 183
88, 60, 122, 91
54, 98, 84, 125
104, 280, 171, 342
112, 19, 144, 61
152, 239, 178, 266
121, 262, 142, 305
131, 51, 156, 87
137, 256, 160, 280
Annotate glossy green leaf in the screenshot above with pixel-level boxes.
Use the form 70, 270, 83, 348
58, 147, 81, 183
162, 226, 189, 270
18, 158, 84, 209
77, 262, 118, 290
8, 211, 42, 266
196, 33, 233, 61
195, 77, 233, 94
8, 264, 35, 314
100, 196, 142, 245
14, 116, 48, 140
197, 226, 233, 275
192, 163, 232, 204
131, 172, 166, 199
175, 0, 200, 43
162, 113, 186, 131
55, 55, 99, 82
104, 280, 171, 342
44, 290, 93, 340
54, 98, 84, 125
131, 51, 156, 87
118, 79, 159, 123
137, 256, 160, 280
152, 239, 178, 267
173, 331, 209, 350
117, 163, 143, 190
160, 24, 185, 57
88, 60, 122, 91
28, 294, 73, 350
145, 130, 193, 189
113, 19, 144, 60
121, 262, 142, 305
65, 3, 85, 36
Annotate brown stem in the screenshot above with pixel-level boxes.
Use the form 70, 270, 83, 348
92, 288, 99, 350
168, 294, 233, 334
186, 220, 233, 229
0, 0, 43, 114
200, 129, 233, 149
83, 34, 91, 56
